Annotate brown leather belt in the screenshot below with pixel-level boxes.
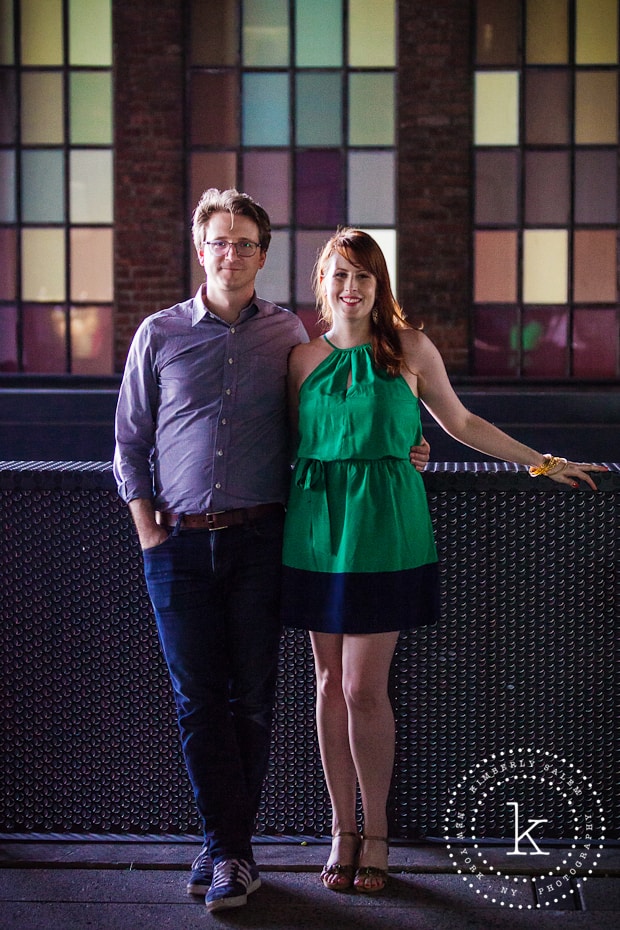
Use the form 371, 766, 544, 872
155, 503, 284, 531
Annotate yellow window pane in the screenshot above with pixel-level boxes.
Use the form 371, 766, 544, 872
575, 72, 618, 143
21, 0, 63, 65
349, 0, 396, 67
523, 230, 568, 304
69, 0, 112, 66
576, 0, 618, 64
475, 72, 519, 145
474, 231, 517, 303
70, 228, 113, 302
70, 306, 114, 374
349, 74, 394, 145
70, 72, 113, 144
526, 0, 568, 63
0, 0, 14, 64
22, 228, 66, 301
21, 72, 63, 144
573, 230, 617, 302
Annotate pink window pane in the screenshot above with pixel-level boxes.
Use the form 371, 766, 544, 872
525, 151, 570, 224
295, 306, 324, 340
70, 306, 114, 375
0, 228, 16, 299
572, 309, 618, 378
473, 306, 520, 376
0, 306, 18, 372
575, 151, 618, 224
243, 151, 290, 225
522, 307, 568, 377
190, 73, 238, 146
474, 231, 517, 303
525, 70, 570, 144
573, 230, 617, 303
295, 150, 344, 227
22, 304, 67, 373
475, 150, 519, 225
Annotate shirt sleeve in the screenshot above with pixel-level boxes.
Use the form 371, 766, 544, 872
113, 319, 159, 503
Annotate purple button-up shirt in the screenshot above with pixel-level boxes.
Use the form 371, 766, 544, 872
113, 287, 308, 513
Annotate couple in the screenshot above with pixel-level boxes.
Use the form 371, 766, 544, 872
113, 188, 604, 912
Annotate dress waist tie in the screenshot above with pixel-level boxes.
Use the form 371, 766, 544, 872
295, 458, 337, 556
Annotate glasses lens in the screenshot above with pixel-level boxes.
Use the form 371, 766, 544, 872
207, 240, 257, 257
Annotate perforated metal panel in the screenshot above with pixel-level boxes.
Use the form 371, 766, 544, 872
0, 462, 617, 840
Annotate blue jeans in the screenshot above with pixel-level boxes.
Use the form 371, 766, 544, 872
143, 510, 284, 862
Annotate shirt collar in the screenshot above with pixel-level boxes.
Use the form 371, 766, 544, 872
191, 284, 259, 326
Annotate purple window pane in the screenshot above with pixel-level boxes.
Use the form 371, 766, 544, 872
0, 228, 16, 299
295, 306, 324, 340
295, 151, 344, 227
190, 73, 238, 146
70, 306, 114, 375
22, 304, 68, 374
525, 151, 570, 225
522, 307, 568, 377
475, 150, 519, 225
525, 70, 570, 144
0, 306, 18, 372
575, 151, 618, 224
472, 307, 520, 376
572, 309, 618, 378
243, 151, 290, 225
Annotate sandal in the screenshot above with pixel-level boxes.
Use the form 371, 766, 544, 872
354, 835, 389, 894
320, 831, 360, 892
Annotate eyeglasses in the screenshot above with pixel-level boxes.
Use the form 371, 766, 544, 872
204, 239, 260, 258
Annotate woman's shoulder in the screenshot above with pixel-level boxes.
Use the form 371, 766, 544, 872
289, 335, 330, 383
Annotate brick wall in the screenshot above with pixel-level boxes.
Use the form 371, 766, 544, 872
113, 1, 474, 374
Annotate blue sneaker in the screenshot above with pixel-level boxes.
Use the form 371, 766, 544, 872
186, 845, 212, 895
206, 858, 261, 912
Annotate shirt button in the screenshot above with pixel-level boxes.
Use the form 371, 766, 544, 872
217, 449, 224, 456
215, 482, 222, 489
230, 327, 236, 334
228, 357, 234, 365
221, 418, 228, 425
225, 388, 232, 395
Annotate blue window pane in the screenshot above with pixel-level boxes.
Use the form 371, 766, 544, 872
296, 72, 342, 145
22, 150, 65, 222
243, 73, 289, 145
295, 0, 342, 66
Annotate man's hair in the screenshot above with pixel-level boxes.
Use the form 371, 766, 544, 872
192, 188, 272, 253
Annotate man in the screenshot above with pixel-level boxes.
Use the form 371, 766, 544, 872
114, 188, 430, 912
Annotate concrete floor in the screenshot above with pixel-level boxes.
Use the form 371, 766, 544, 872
1, 839, 619, 930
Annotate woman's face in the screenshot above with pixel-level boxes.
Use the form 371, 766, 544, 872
321, 252, 377, 325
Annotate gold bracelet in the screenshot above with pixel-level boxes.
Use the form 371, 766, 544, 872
529, 454, 568, 477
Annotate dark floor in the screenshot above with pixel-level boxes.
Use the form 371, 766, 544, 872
1, 839, 619, 930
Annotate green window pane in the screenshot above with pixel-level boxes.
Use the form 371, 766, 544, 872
69, 0, 112, 66
0, 150, 16, 222
476, 0, 520, 65
523, 230, 568, 304
295, 0, 342, 66
348, 151, 395, 225
349, 73, 394, 145
256, 229, 290, 303
475, 71, 519, 145
71, 228, 113, 301
474, 231, 518, 303
190, 0, 238, 66
70, 305, 114, 375
21, 228, 66, 301
70, 150, 113, 223
243, 73, 289, 146
21, 0, 63, 65
576, 0, 618, 64
349, 0, 395, 67
22, 150, 65, 222
242, 0, 289, 66
575, 72, 618, 143
22, 304, 67, 372
526, 0, 568, 64
70, 72, 112, 144
21, 72, 63, 144
296, 73, 342, 146
0, 72, 16, 144
0, 0, 14, 64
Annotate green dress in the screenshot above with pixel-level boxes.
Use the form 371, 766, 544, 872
281, 338, 440, 634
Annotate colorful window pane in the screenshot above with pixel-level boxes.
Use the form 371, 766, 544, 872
473, 306, 520, 376
296, 73, 342, 146
190, 153, 238, 211
256, 229, 290, 304
525, 70, 570, 144
523, 230, 568, 304
70, 72, 113, 144
475, 150, 519, 225
296, 231, 332, 304
576, 0, 618, 64
0, 229, 16, 299
475, 72, 519, 145
0, 306, 18, 371
295, 0, 342, 67
349, 0, 395, 67
243, 151, 290, 224
70, 228, 113, 302
572, 308, 619, 377
191, 73, 239, 146
70, 150, 113, 223
0, 150, 16, 222
70, 305, 114, 375
21, 72, 64, 144
21, 304, 67, 372
0, 0, 14, 64
526, 0, 568, 64
575, 151, 618, 224
575, 72, 618, 144
69, 0, 112, 66
474, 231, 517, 303
295, 150, 344, 227
242, 0, 289, 67
522, 307, 568, 377
22, 150, 65, 223
349, 73, 394, 146
524, 151, 570, 225
573, 230, 617, 303
0, 72, 16, 143
190, 0, 238, 65
476, 0, 520, 65
22, 229, 65, 302
243, 73, 289, 145
21, 0, 63, 65
348, 152, 395, 225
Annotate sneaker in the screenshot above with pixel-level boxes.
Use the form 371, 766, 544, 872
205, 857, 261, 912
186, 845, 213, 895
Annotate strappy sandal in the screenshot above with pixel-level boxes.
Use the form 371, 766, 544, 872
320, 831, 360, 892
353, 835, 389, 894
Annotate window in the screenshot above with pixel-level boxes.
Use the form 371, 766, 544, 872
473, 0, 619, 378
187, 0, 397, 335
0, 0, 114, 374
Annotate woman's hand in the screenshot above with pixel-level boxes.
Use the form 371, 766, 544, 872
529, 456, 609, 491
409, 436, 431, 472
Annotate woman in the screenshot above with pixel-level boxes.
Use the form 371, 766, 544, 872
280, 229, 606, 895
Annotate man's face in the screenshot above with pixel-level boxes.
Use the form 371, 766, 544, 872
198, 212, 266, 297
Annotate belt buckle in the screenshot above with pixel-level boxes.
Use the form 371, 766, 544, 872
205, 510, 226, 531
